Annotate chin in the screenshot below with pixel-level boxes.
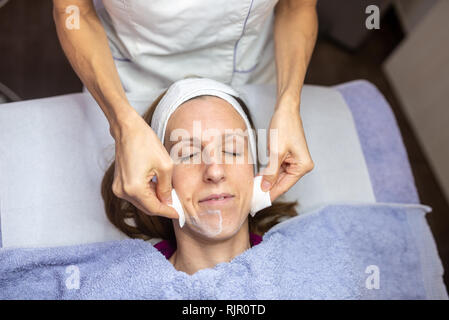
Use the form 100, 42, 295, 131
199, 219, 248, 242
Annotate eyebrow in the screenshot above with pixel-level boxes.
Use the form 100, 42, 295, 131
168, 132, 246, 151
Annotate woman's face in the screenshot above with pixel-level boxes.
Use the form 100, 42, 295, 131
164, 96, 254, 241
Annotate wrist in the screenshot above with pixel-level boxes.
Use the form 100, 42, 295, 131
109, 106, 141, 140
276, 90, 301, 111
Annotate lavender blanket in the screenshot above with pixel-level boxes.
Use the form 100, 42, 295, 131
0, 203, 447, 299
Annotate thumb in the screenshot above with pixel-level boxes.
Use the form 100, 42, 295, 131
136, 193, 179, 219
260, 152, 282, 192
155, 168, 173, 205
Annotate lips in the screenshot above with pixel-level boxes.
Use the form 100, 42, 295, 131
199, 193, 234, 203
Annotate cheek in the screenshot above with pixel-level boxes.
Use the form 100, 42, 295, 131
230, 162, 254, 183
172, 166, 197, 194
229, 165, 254, 206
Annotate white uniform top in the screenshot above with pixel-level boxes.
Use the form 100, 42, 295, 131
94, 0, 279, 92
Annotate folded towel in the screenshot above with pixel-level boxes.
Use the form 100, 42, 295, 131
0, 203, 446, 299
334, 80, 420, 204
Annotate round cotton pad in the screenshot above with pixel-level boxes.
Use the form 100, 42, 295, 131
169, 189, 185, 228
250, 175, 272, 217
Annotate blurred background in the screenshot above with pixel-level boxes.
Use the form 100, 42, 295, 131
0, 0, 448, 286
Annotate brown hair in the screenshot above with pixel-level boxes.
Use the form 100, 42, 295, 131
101, 85, 298, 243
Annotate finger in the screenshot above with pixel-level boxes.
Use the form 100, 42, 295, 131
155, 165, 173, 205
132, 192, 179, 219
268, 154, 313, 201
268, 171, 300, 202
261, 152, 284, 192
291, 147, 315, 178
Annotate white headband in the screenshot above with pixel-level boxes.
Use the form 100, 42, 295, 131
150, 77, 258, 174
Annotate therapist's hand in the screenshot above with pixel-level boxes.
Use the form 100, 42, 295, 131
260, 95, 314, 201
111, 111, 179, 219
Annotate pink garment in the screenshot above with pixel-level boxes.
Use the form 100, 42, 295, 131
154, 233, 263, 260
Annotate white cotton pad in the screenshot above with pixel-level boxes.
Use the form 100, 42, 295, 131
169, 189, 185, 228
250, 176, 272, 217
152, 176, 185, 228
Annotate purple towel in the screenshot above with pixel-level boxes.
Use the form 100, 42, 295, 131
334, 80, 420, 204
1, 203, 446, 299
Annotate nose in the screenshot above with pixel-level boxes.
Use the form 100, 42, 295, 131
202, 146, 225, 183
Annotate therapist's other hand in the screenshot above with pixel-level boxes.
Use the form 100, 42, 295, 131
260, 96, 314, 201
111, 111, 178, 219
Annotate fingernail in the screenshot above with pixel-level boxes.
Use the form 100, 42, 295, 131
262, 180, 271, 192
166, 197, 173, 205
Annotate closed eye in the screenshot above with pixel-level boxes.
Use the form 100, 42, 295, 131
181, 152, 200, 161
180, 151, 241, 161
224, 151, 241, 156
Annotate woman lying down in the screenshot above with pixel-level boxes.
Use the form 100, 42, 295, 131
1, 77, 441, 299
101, 77, 298, 276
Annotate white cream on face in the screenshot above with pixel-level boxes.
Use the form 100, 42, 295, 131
187, 209, 223, 237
